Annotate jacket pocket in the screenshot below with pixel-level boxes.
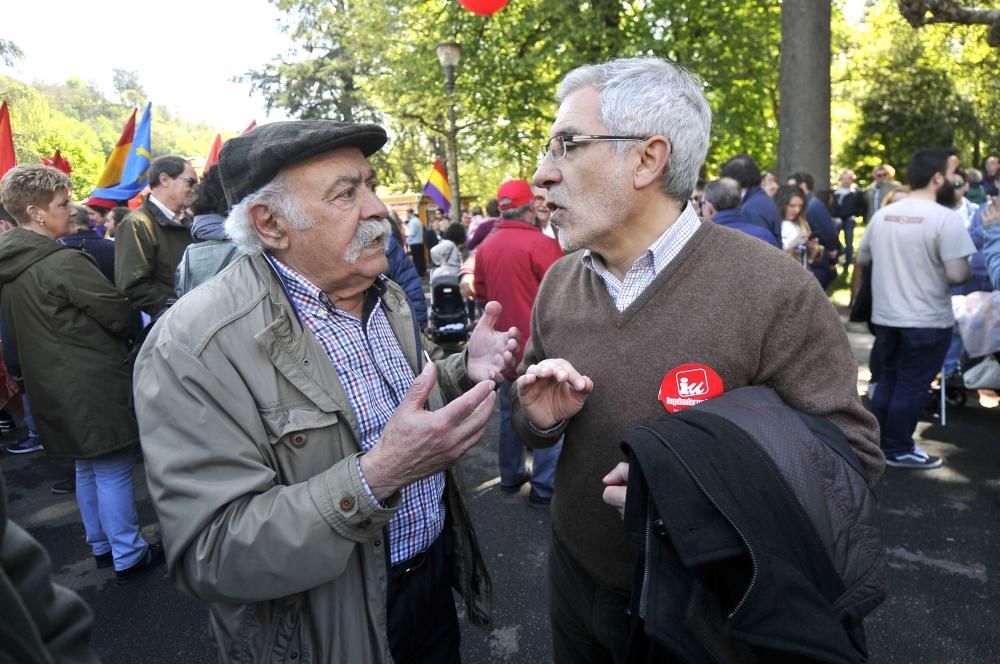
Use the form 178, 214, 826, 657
258, 406, 344, 485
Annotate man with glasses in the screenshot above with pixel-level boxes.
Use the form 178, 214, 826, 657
115, 155, 197, 316
512, 57, 883, 663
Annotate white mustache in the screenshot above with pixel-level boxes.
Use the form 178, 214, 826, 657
344, 218, 390, 263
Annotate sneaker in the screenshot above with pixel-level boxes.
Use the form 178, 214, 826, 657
50, 478, 75, 495
527, 492, 552, 509
94, 551, 113, 569
885, 447, 943, 469
500, 472, 531, 493
0, 409, 15, 433
5, 436, 43, 455
115, 542, 165, 585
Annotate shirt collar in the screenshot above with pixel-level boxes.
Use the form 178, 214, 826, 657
269, 255, 390, 318
580, 202, 702, 277
148, 193, 180, 222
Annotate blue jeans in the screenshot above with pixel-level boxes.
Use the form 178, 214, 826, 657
499, 381, 562, 499
871, 325, 952, 456
75, 447, 148, 571
22, 392, 41, 440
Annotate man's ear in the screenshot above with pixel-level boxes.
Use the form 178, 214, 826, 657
248, 204, 289, 252
634, 136, 671, 190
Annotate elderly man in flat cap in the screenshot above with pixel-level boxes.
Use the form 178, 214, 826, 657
133, 121, 519, 664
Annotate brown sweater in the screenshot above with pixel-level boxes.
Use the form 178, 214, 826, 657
511, 221, 883, 593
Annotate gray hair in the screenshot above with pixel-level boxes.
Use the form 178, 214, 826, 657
500, 204, 532, 221
0, 165, 73, 226
557, 57, 712, 204
224, 172, 314, 255
703, 178, 742, 212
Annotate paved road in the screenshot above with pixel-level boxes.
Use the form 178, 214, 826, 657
2, 311, 998, 663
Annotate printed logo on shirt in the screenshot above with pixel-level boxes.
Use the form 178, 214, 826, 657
884, 214, 925, 225
658, 364, 724, 413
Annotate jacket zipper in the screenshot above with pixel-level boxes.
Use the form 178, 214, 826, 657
637, 425, 758, 620
639, 501, 652, 619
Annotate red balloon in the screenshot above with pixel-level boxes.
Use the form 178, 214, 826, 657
459, 0, 509, 16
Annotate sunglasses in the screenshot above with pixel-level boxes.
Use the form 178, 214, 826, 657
177, 176, 198, 186
953, 180, 965, 189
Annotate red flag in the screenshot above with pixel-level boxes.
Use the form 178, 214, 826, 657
0, 102, 16, 179
203, 133, 223, 175
41, 148, 72, 175
242, 120, 257, 134
95, 109, 137, 188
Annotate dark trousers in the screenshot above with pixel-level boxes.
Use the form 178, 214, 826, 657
840, 216, 857, 265
410, 244, 427, 277
387, 531, 460, 664
549, 533, 631, 664
871, 325, 952, 456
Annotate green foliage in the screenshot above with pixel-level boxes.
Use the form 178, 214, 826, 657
835, 0, 999, 184
1, 75, 222, 196
247, 0, 783, 200
0, 38, 22, 67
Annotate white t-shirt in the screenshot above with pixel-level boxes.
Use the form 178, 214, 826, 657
858, 196, 976, 328
780, 220, 806, 252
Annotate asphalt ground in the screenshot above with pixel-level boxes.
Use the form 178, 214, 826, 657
2, 309, 998, 663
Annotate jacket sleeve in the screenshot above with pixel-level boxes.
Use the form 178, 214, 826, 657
133, 338, 400, 603
114, 215, 167, 316
1, 474, 99, 664
384, 235, 428, 327
756, 273, 884, 481
985, 224, 1000, 288
57, 251, 137, 340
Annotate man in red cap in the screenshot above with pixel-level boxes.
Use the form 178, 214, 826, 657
474, 179, 564, 506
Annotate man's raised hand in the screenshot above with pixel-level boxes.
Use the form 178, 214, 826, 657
360, 362, 496, 500
515, 358, 593, 430
466, 300, 520, 383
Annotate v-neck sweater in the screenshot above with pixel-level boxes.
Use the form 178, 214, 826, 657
512, 221, 883, 592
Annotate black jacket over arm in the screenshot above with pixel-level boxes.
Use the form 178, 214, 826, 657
621, 386, 885, 664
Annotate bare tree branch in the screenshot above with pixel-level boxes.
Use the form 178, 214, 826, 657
898, 0, 1000, 46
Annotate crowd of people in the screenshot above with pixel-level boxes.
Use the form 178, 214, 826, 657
0, 54, 997, 663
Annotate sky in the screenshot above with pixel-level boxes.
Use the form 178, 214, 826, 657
1, 0, 295, 130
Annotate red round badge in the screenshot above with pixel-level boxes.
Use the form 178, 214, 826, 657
658, 364, 724, 413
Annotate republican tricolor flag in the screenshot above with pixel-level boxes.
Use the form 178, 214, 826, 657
422, 160, 451, 215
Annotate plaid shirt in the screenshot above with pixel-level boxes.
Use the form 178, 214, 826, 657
582, 204, 701, 311
271, 258, 445, 565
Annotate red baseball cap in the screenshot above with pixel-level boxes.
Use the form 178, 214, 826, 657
496, 179, 534, 211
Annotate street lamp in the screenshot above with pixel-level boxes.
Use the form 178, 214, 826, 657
436, 41, 462, 227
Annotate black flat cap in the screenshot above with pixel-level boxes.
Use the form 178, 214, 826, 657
218, 120, 388, 205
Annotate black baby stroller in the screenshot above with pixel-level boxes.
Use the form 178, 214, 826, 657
426, 267, 469, 344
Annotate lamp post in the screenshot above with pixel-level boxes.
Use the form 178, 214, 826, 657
436, 41, 462, 227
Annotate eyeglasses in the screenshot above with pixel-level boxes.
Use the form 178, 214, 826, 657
542, 134, 650, 161
177, 176, 197, 186
953, 180, 965, 189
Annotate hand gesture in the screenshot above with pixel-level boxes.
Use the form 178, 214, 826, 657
466, 301, 520, 383
602, 462, 629, 519
361, 363, 496, 500
515, 358, 593, 430
983, 197, 1000, 227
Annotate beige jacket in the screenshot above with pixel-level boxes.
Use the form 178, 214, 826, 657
134, 254, 491, 663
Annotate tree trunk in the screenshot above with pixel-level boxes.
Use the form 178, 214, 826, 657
778, 0, 832, 191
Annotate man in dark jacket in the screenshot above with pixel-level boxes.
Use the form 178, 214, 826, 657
831, 170, 868, 266
60, 205, 115, 283
115, 155, 196, 316
0, 165, 164, 584
720, 153, 781, 244
703, 177, 779, 247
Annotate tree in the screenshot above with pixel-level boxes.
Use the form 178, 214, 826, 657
112, 69, 146, 109
0, 38, 22, 67
778, 0, 831, 188
898, 0, 1000, 45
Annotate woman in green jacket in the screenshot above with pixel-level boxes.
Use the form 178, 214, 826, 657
0, 165, 163, 583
